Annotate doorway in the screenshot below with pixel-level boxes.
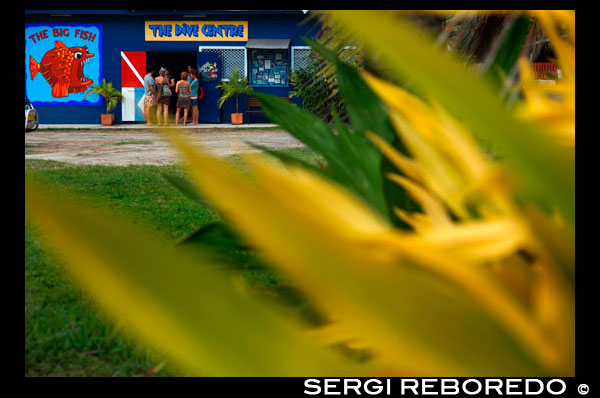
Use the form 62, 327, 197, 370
146, 51, 197, 118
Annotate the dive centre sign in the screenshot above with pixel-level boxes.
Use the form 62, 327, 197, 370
144, 21, 248, 41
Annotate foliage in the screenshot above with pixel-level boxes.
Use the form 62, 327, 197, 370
216, 67, 251, 113
25, 11, 574, 376
84, 78, 123, 114
289, 56, 346, 123
25, 150, 318, 376
24, 161, 207, 376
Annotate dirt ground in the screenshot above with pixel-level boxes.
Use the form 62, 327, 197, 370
25, 128, 305, 166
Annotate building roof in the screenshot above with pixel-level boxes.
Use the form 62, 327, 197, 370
25, 10, 311, 16
246, 39, 291, 49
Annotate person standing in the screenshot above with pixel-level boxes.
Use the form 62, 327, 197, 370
189, 70, 200, 125
165, 68, 176, 90
155, 67, 171, 126
165, 68, 176, 122
175, 71, 192, 126
143, 65, 156, 126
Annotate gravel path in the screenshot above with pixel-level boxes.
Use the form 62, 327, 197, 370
25, 128, 305, 166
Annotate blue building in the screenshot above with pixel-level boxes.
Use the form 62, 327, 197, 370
25, 10, 319, 124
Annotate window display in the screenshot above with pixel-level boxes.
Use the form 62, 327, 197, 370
249, 49, 289, 87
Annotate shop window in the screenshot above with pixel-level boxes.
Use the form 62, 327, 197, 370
290, 46, 361, 72
291, 46, 312, 71
199, 47, 247, 80
249, 48, 289, 87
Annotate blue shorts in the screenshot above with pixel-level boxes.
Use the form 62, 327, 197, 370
191, 98, 198, 107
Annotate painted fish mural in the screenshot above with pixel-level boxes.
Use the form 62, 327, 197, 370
200, 61, 218, 82
29, 41, 94, 98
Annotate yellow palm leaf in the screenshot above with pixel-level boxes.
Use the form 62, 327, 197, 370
386, 172, 452, 228
25, 174, 367, 376
327, 10, 574, 228
163, 130, 560, 376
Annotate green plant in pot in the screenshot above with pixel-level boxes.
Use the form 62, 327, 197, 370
216, 68, 251, 124
84, 78, 123, 126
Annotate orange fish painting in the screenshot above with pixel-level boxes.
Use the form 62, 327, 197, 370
29, 41, 94, 98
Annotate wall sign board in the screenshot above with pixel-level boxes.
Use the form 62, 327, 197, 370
199, 61, 219, 82
25, 24, 103, 106
145, 21, 248, 41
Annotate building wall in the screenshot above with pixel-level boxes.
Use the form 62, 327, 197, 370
25, 11, 319, 124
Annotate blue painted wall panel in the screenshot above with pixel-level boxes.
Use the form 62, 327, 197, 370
24, 11, 318, 124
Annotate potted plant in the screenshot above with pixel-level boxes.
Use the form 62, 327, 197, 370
216, 67, 251, 125
84, 79, 123, 126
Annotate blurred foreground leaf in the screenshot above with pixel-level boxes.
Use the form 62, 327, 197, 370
327, 11, 574, 227
25, 174, 369, 376
164, 131, 560, 376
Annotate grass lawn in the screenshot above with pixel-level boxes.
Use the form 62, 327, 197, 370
25, 147, 323, 376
